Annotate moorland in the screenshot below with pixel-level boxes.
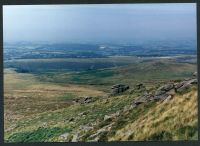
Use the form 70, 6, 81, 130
4, 40, 198, 142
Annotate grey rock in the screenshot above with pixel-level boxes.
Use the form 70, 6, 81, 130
154, 93, 169, 101
176, 79, 197, 93
187, 78, 197, 85
110, 84, 129, 95
155, 90, 166, 96
174, 81, 186, 89
134, 94, 154, 105
157, 83, 174, 92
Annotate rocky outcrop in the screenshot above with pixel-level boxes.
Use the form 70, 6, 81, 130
88, 123, 114, 141
110, 84, 129, 95
133, 93, 154, 105
133, 77, 197, 107
175, 79, 197, 93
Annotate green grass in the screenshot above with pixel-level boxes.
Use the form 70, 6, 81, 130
59, 93, 76, 101
6, 127, 72, 143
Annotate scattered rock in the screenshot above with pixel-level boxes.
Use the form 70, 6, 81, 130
88, 123, 113, 141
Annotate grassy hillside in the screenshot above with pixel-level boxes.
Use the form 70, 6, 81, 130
109, 87, 198, 141
4, 57, 198, 142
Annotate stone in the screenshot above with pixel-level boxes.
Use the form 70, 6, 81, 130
176, 79, 197, 93
88, 123, 113, 141
154, 93, 169, 101
134, 93, 154, 105
174, 81, 186, 90
176, 84, 191, 92
187, 78, 197, 85
110, 84, 129, 95
157, 83, 174, 92
60, 133, 70, 141
155, 90, 166, 96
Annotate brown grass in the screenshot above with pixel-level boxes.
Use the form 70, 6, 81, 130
109, 87, 198, 141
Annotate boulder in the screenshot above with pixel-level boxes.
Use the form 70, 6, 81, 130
110, 84, 129, 95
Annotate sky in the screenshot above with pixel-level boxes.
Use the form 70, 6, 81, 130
3, 3, 197, 44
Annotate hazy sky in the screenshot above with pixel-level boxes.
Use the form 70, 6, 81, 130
3, 3, 197, 44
